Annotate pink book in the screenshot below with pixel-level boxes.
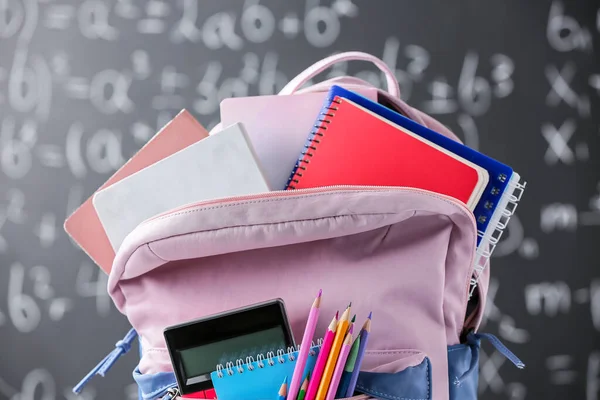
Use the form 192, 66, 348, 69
64, 110, 209, 274
220, 88, 377, 190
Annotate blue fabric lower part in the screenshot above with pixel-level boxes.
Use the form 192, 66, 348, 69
132, 343, 484, 400
356, 357, 432, 400
132, 352, 463, 400
138, 341, 143, 400
132, 359, 434, 400
132, 368, 177, 400
447, 335, 480, 400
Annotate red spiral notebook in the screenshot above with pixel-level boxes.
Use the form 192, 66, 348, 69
286, 96, 489, 209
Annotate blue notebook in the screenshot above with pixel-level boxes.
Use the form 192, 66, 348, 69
211, 345, 320, 400
322, 85, 525, 246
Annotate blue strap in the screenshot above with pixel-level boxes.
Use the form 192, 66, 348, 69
455, 331, 524, 386
474, 332, 525, 369
73, 328, 138, 394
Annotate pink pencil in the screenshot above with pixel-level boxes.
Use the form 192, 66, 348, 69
324, 326, 354, 400
305, 313, 338, 400
289, 290, 322, 400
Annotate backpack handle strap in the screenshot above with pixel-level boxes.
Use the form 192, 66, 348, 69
278, 51, 400, 98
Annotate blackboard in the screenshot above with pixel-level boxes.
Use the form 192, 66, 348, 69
1, 0, 599, 399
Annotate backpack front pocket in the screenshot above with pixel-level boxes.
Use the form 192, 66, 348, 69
110, 187, 477, 400
355, 349, 432, 400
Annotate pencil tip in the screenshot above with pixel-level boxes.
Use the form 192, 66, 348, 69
335, 310, 339, 319
368, 311, 372, 319
348, 301, 352, 308
283, 376, 287, 384
318, 289, 322, 297
351, 314, 356, 323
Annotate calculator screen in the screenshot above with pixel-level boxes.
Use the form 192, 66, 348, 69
164, 299, 295, 394
178, 326, 287, 378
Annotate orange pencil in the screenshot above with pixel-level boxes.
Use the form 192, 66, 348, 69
314, 304, 351, 400
325, 326, 354, 400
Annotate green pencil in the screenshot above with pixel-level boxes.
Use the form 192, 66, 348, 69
297, 372, 310, 400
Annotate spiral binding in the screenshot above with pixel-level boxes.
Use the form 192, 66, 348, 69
287, 98, 342, 189
214, 339, 323, 378
469, 172, 526, 298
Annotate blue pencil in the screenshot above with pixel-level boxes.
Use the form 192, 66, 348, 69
345, 312, 371, 397
277, 376, 288, 400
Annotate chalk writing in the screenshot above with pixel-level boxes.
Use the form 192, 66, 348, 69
525, 279, 600, 332
0, 1, 597, 398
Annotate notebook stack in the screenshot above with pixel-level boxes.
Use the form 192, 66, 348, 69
286, 86, 525, 295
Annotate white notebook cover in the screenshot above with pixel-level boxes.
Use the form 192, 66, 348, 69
93, 122, 270, 251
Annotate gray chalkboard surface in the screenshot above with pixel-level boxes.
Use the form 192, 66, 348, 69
1, 1, 599, 399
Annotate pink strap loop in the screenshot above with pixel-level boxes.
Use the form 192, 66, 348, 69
278, 51, 400, 98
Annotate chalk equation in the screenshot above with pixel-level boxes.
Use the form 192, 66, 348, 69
544, 352, 600, 400
0, 257, 111, 333
0, 367, 137, 400
34, 0, 358, 48
0, 262, 72, 333
525, 280, 600, 332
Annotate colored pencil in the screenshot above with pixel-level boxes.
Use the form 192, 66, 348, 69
297, 372, 310, 400
305, 314, 338, 400
314, 305, 351, 400
277, 376, 288, 400
325, 326, 354, 400
345, 312, 372, 398
335, 335, 361, 398
289, 290, 322, 400
346, 322, 354, 337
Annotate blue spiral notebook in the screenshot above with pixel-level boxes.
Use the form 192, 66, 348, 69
312, 85, 526, 296
211, 345, 320, 400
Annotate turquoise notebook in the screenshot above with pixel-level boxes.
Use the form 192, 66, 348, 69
211, 345, 320, 400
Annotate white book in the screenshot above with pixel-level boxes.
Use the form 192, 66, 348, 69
93, 122, 270, 251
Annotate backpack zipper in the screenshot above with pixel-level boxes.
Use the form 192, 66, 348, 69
161, 386, 179, 399
139, 185, 480, 299
143, 185, 476, 226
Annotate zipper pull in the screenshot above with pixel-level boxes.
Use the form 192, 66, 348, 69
472, 332, 525, 369
72, 328, 138, 394
163, 387, 180, 399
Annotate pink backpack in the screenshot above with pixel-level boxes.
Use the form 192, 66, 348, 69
73, 52, 523, 400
